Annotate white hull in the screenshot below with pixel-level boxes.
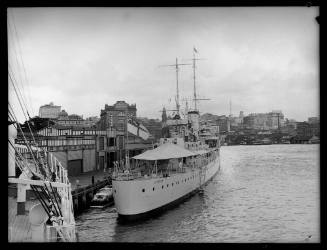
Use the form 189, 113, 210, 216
112, 155, 220, 218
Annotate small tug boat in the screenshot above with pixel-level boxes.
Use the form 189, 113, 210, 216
90, 186, 114, 208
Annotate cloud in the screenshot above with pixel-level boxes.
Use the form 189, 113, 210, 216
8, 7, 319, 122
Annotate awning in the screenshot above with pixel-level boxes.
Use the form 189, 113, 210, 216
132, 143, 197, 161
126, 143, 152, 150
191, 150, 208, 155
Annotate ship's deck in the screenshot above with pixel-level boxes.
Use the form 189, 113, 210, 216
112, 167, 196, 182
8, 196, 39, 242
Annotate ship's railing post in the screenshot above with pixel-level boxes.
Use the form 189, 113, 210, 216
17, 183, 28, 215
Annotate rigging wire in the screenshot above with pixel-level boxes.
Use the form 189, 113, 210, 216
8, 139, 37, 179
44, 183, 62, 217
8, 72, 49, 177
8, 24, 33, 117
9, 66, 30, 119
8, 10, 35, 116
8, 102, 41, 173
8, 65, 54, 178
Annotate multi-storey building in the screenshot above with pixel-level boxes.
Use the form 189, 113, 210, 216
308, 117, 319, 124
99, 101, 152, 165
217, 115, 230, 133
39, 102, 61, 119
99, 101, 137, 130
56, 114, 84, 127
56, 111, 99, 128
266, 110, 284, 129
296, 121, 319, 138
243, 110, 284, 130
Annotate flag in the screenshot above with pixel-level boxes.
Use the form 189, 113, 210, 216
193, 47, 198, 53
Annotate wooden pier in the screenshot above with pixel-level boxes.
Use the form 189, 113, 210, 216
71, 177, 111, 214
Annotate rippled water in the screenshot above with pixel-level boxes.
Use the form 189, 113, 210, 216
76, 144, 320, 242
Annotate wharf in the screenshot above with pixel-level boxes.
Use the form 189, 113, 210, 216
70, 170, 112, 214
69, 170, 111, 190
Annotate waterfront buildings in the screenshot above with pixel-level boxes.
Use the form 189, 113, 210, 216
16, 125, 113, 176
216, 115, 230, 133
57, 114, 84, 127
98, 101, 153, 164
16, 101, 153, 176
39, 102, 61, 119
308, 117, 319, 124
242, 110, 284, 130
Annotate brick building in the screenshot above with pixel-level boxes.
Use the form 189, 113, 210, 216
98, 101, 152, 166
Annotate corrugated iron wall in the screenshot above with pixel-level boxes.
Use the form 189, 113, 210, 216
68, 150, 83, 160
83, 149, 96, 172
49, 149, 97, 175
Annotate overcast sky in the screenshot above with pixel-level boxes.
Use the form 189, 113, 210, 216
8, 7, 319, 123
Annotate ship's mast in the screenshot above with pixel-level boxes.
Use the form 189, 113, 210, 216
192, 50, 197, 111
159, 58, 191, 116
187, 48, 209, 112
229, 98, 232, 117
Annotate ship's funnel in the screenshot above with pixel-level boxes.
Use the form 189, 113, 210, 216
188, 111, 200, 138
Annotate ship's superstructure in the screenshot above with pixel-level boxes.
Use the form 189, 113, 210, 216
8, 115, 77, 242
112, 51, 220, 220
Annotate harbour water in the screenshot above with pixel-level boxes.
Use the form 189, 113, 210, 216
75, 144, 319, 242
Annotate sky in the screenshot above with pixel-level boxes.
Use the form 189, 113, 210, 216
8, 7, 319, 123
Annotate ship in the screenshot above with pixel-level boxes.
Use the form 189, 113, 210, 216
112, 50, 221, 221
8, 15, 76, 239
8, 108, 77, 242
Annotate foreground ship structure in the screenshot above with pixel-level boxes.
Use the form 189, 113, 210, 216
112, 51, 221, 221
8, 123, 77, 242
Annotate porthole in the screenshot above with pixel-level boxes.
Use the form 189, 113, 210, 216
142, 188, 145, 192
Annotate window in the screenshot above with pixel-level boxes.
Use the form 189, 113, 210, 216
99, 137, 104, 150
142, 188, 145, 192
153, 187, 155, 191
167, 184, 169, 187
109, 137, 115, 147
162, 185, 164, 189
172, 183, 174, 186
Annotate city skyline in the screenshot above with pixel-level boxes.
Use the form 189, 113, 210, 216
35, 100, 318, 123
8, 7, 319, 123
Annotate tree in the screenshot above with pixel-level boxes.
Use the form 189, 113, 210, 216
20, 116, 55, 132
